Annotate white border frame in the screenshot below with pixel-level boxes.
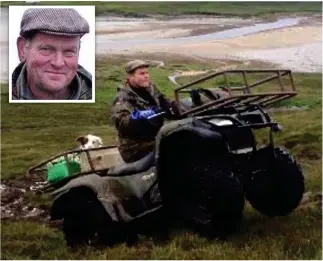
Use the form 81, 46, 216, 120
8, 5, 96, 103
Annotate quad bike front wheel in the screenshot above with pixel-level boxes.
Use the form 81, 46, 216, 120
188, 166, 245, 238
160, 160, 245, 238
245, 147, 304, 217
158, 130, 245, 238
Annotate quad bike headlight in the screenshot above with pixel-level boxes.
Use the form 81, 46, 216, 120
208, 118, 233, 126
272, 123, 283, 132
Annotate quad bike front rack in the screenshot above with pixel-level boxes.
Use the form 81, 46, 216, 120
174, 69, 297, 117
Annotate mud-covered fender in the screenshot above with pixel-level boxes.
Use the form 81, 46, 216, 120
50, 174, 120, 222
50, 169, 162, 223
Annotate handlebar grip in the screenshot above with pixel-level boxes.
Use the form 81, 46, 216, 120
147, 111, 167, 119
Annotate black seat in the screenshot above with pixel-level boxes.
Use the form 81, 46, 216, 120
180, 89, 221, 110
180, 97, 193, 109
199, 88, 221, 100
107, 152, 155, 176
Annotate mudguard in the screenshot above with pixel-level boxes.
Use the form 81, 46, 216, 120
155, 117, 224, 159
51, 167, 162, 223
155, 117, 195, 158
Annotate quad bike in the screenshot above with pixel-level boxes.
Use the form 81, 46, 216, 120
28, 69, 304, 247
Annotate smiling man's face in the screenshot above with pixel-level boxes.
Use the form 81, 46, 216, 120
20, 33, 80, 98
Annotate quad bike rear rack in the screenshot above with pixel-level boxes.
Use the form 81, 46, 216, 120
174, 69, 297, 117
27, 146, 121, 193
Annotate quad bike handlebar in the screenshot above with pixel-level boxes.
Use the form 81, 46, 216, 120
147, 111, 168, 120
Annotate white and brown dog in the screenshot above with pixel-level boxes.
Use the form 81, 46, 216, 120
74, 134, 105, 172
75, 134, 104, 150
76, 134, 124, 171
46, 134, 106, 176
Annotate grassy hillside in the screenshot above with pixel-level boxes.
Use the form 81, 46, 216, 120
1, 56, 322, 259
1, 1, 322, 17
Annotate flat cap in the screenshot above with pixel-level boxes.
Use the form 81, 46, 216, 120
20, 8, 89, 37
125, 60, 150, 74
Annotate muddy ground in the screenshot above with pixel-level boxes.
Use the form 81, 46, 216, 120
0, 177, 49, 222
0, 174, 321, 223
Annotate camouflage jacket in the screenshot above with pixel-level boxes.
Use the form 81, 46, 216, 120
111, 81, 172, 162
11, 62, 92, 100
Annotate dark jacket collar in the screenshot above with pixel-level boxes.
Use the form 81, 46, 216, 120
12, 62, 92, 100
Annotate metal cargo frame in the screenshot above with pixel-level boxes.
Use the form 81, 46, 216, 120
173, 69, 297, 116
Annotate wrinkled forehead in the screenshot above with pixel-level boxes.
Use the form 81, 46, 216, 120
28, 32, 81, 47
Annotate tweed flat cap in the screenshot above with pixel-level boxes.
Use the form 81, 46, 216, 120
125, 60, 150, 74
20, 8, 89, 37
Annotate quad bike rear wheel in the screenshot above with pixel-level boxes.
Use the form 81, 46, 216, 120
245, 147, 304, 217
51, 187, 118, 247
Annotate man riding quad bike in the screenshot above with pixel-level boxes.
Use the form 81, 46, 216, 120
29, 69, 304, 247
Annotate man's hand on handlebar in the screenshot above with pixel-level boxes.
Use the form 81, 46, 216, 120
130, 108, 158, 120
158, 95, 181, 119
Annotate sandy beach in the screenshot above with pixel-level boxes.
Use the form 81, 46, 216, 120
96, 15, 322, 73
0, 11, 321, 83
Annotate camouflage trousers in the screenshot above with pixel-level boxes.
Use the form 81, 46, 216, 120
118, 140, 155, 163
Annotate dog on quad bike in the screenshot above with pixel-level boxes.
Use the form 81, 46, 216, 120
33, 69, 305, 247
46, 110, 304, 248
76, 134, 104, 150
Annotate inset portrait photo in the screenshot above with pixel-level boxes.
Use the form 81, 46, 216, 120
9, 6, 95, 103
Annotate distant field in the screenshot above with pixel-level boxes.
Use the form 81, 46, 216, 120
1, 1, 322, 17
1, 56, 322, 259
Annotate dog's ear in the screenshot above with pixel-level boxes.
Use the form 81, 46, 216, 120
98, 137, 103, 146
75, 136, 88, 145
